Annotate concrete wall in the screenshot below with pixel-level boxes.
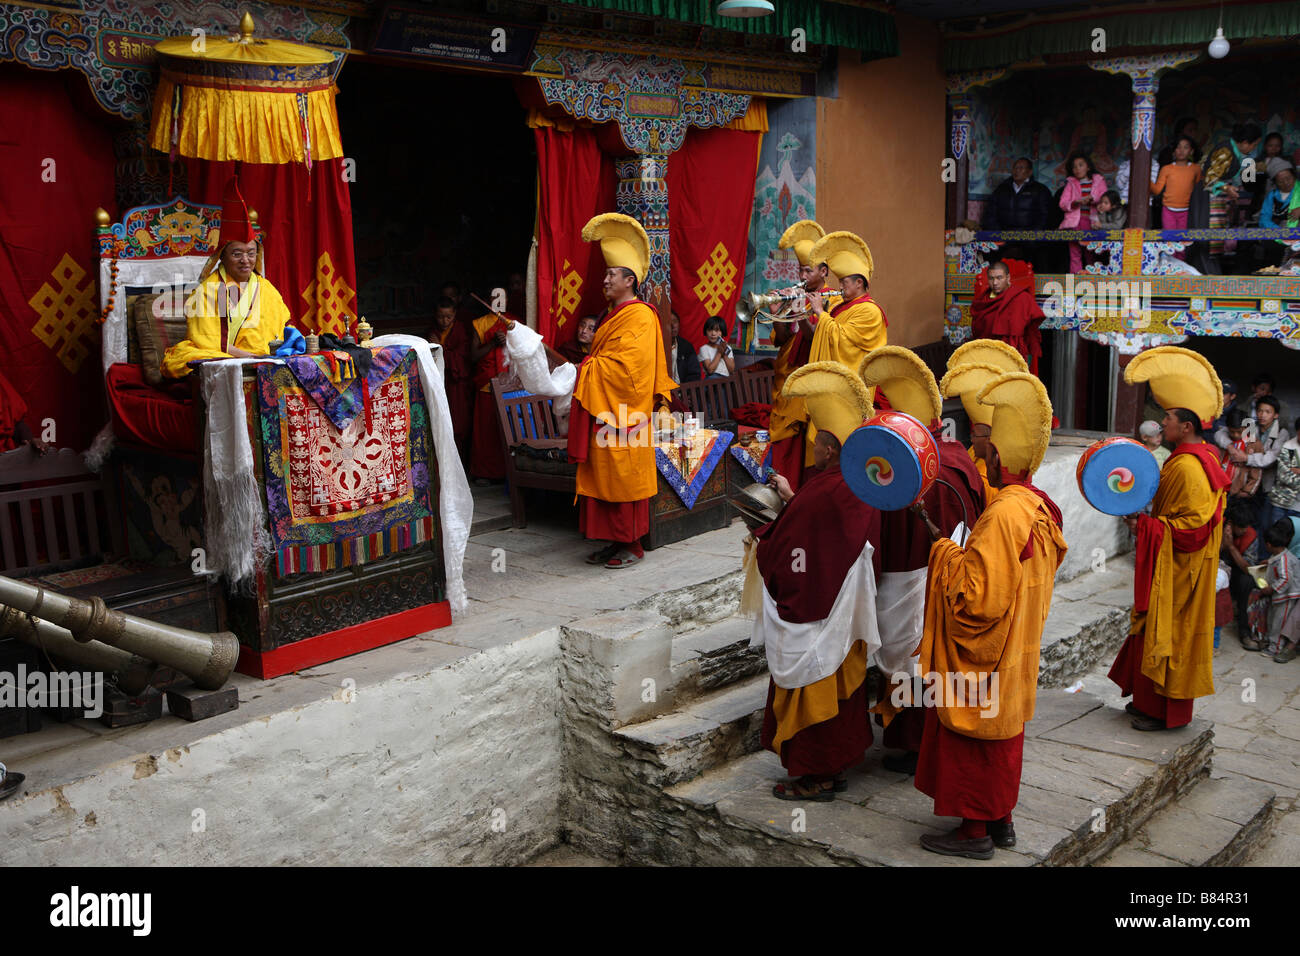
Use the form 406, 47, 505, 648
1, 630, 564, 866
817, 14, 947, 349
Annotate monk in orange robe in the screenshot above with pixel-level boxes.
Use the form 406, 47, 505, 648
1107, 348, 1228, 731
914, 372, 1066, 860
805, 230, 887, 463
469, 310, 510, 481
568, 214, 676, 569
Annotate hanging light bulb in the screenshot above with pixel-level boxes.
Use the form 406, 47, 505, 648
1208, 27, 1230, 58
717, 0, 775, 16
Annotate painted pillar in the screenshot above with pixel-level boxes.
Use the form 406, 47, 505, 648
944, 69, 1008, 230
1090, 52, 1200, 432
614, 153, 670, 306
1089, 52, 1199, 230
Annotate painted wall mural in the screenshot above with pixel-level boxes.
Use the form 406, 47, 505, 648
737, 95, 817, 354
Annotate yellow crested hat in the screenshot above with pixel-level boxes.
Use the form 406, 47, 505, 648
858, 346, 942, 425
778, 220, 826, 269
783, 361, 874, 445
809, 230, 873, 283
978, 371, 1054, 475
947, 338, 1028, 373
939, 362, 1005, 428
582, 213, 650, 284
1123, 346, 1223, 427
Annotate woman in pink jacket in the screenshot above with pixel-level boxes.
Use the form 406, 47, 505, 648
1058, 151, 1108, 273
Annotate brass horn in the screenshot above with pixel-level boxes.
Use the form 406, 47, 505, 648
736, 290, 802, 325
0, 575, 239, 690
0, 606, 156, 696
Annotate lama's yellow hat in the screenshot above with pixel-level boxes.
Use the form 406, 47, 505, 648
582, 213, 650, 284
978, 371, 1054, 475
858, 346, 942, 425
783, 361, 874, 446
809, 230, 873, 283
939, 362, 1006, 428
947, 338, 1028, 373
778, 220, 826, 269
1123, 346, 1223, 428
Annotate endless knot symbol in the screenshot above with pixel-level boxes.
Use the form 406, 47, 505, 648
301, 251, 357, 334
692, 242, 737, 314
29, 253, 97, 374
556, 260, 583, 323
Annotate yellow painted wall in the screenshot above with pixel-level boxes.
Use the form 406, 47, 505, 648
817, 14, 947, 348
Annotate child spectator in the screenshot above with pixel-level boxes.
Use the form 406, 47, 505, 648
1094, 190, 1127, 229
1267, 416, 1300, 523
1221, 500, 1261, 642
1231, 396, 1289, 541
1059, 152, 1108, 273
1138, 419, 1169, 468
1221, 408, 1261, 498
1150, 136, 1202, 262
698, 316, 735, 380
1248, 373, 1275, 419
1253, 519, 1300, 661
559, 314, 597, 365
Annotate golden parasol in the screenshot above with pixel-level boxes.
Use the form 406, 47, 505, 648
149, 12, 345, 168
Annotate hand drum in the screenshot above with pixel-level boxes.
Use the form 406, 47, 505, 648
842, 411, 940, 511
1076, 437, 1160, 516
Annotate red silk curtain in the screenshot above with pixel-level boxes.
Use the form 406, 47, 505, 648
185, 158, 358, 336
534, 126, 615, 349
0, 67, 116, 452
667, 126, 761, 350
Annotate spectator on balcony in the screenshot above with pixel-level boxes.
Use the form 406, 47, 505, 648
1151, 136, 1203, 262
1203, 123, 1263, 270
1260, 166, 1296, 229
1156, 117, 1204, 167
1263, 133, 1292, 191
1059, 152, 1107, 273
983, 157, 1052, 272
1094, 190, 1127, 229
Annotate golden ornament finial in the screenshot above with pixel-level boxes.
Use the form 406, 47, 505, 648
248, 208, 259, 225
94, 207, 111, 227
239, 11, 255, 39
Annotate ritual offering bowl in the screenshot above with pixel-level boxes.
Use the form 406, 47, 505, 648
841, 410, 939, 510
1075, 437, 1160, 517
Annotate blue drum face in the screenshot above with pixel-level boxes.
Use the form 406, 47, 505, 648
1077, 438, 1160, 516
842, 425, 925, 511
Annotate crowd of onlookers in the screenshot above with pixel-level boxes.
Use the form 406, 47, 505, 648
983, 119, 1298, 275
1141, 372, 1300, 663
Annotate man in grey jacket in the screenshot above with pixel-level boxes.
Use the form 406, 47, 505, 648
1224, 395, 1289, 539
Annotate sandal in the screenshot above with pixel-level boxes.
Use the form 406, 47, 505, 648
772, 777, 835, 802
605, 549, 643, 569
783, 774, 848, 792
585, 543, 620, 565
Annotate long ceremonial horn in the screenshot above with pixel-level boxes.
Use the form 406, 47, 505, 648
0, 575, 239, 690
0, 606, 156, 696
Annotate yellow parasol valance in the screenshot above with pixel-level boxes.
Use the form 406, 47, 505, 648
149, 12, 344, 166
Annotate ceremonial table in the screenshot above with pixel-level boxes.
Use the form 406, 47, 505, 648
196, 346, 450, 677
645, 427, 733, 549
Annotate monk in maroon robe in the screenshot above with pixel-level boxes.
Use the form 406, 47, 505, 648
429, 298, 472, 463
970, 261, 1043, 374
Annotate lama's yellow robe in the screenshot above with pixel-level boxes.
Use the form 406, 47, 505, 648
805, 294, 887, 461
572, 299, 677, 502
161, 271, 291, 379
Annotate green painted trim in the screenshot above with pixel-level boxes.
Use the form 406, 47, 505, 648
943, 1, 1300, 72
550, 0, 899, 58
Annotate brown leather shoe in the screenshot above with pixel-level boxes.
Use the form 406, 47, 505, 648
920, 829, 994, 860
987, 819, 1016, 848
1130, 713, 1167, 731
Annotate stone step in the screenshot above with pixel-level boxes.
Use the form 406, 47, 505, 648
1098, 773, 1276, 867
1038, 553, 1135, 688
612, 674, 768, 788
618, 692, 1214, 867
670, 617, 766, 702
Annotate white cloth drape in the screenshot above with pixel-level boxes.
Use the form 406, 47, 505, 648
503, 323, 576, 432
749, 542, 880, 689
371, 334, 473, 614
872, 568, 928, 679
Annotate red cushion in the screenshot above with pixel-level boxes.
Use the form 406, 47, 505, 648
105, 363, 198, 454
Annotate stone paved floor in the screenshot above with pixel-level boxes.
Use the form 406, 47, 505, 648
1073, 617, 1300, 865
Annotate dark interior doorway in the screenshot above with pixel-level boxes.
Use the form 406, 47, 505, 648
337, 60, 536, 334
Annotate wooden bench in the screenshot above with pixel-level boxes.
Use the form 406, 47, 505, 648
491, 373, 575, 528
